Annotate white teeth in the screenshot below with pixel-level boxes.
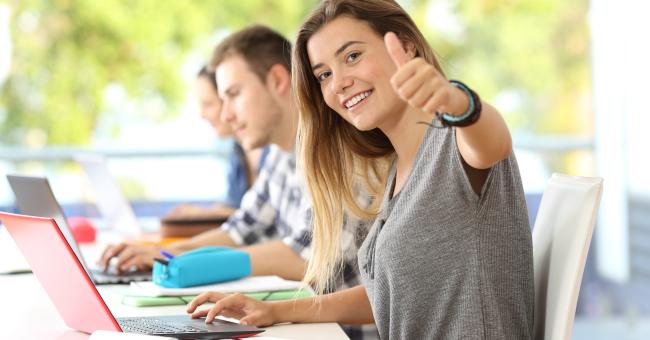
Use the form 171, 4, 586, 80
345, 90, 372, 109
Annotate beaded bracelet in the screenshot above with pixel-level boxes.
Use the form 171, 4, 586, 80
436, 80, 482, 128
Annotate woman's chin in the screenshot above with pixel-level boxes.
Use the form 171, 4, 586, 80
350, 118, 377, 132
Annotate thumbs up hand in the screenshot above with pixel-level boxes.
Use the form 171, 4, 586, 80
385, 32, 469, 117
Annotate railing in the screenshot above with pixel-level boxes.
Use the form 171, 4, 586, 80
0, 135, 594, 162
0, 146, 230, 161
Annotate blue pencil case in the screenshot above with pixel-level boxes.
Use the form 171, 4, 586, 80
152, 246, 251, 288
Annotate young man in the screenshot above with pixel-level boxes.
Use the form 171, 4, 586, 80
98, 25, 378, 340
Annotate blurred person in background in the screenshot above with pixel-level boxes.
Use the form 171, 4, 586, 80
163, 66, 268, 221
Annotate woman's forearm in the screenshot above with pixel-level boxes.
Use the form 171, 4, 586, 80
456, 101, 512, 169
271, 285, 374, 325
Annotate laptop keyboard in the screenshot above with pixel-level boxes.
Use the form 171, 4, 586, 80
92, 270, 151, 284
118, 317, 209, 335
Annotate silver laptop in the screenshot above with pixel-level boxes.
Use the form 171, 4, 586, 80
6, 174, 151, 284
75, 154, 143, 236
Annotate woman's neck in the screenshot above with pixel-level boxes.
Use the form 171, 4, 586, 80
379, 106, 430, 196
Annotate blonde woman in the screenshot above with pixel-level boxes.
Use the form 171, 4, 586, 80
186, 1, 534, 338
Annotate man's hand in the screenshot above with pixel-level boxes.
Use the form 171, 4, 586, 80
98, 243, 166, 273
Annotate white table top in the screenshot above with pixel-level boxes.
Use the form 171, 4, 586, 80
0, 273, 349, 340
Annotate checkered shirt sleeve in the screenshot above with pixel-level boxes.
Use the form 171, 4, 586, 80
220, 146, 311, 256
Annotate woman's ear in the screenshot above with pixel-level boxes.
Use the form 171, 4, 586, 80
265, 64, 291, 96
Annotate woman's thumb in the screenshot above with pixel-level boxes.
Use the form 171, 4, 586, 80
385, 32, 410, 67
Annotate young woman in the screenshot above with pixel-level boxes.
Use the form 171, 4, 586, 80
186, 1, 534, 338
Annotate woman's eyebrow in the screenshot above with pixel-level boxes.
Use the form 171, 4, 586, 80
335, 40, 364, 57
311, 40, 365, 71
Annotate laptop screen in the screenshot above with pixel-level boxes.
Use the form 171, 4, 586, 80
6, 175, 93, 277
75, 155, 142, 236
0, 212, 121, 333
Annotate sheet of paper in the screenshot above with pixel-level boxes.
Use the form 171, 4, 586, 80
0, 226, 31, 274
129, 275, 303, 297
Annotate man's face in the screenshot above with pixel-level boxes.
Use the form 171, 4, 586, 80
216, 55, 283, 150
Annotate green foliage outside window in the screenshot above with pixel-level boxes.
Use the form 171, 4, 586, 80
0, 0, 591, 148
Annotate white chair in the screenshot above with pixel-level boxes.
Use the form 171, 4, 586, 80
532, 173, 604, 340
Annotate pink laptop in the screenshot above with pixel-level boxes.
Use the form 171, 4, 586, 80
0, 211, 263, 338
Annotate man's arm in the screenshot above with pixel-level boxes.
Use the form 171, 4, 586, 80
166, 228, 237, 253
171, 236, 306, 281
241, 240, 307, 281
98, 228, 238, 272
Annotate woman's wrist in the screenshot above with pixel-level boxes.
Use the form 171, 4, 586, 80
268, 301, 280, 324
269, 300, 293, 324
269, 297, 321, 324
448, 84, 471, 117
438, 80, 482, 127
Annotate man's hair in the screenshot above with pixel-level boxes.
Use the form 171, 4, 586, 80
210, 25, 292, 83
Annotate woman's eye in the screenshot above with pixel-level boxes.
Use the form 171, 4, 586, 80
317, 71, 331, 82
346, 52, 361, 63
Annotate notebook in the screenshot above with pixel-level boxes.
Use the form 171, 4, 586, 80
121, 289, 313, 307
129, 275, 303, 297
0, 211, 263, 338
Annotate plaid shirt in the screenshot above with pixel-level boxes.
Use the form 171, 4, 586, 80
221, 145, 379, 340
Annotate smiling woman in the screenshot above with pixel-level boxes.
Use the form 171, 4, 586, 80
295, 1, 531, 339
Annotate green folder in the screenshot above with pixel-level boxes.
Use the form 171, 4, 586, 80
122, 289, 313, 307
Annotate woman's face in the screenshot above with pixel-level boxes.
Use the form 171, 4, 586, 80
307, 16, 410, 132
194, 76, 233, 138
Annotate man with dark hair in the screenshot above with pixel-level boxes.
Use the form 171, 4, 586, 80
99, 25, 378, 340
211, 25, 292, 84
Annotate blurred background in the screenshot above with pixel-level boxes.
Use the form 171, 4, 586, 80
0, 0, 648, 338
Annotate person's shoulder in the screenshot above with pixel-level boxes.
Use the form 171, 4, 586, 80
256, 144, 296, 176
268, 145, 297, 165
259, 145, 281, 167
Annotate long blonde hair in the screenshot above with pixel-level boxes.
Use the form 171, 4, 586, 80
294, 0, 444, 293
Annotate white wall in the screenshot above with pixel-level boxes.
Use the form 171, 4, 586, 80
591, 0, 650, 283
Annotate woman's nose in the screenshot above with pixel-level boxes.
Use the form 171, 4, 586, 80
332, 73, 353, 95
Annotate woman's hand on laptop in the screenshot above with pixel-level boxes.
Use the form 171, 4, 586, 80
187, 292, 275, 327
98, 243, 163, 273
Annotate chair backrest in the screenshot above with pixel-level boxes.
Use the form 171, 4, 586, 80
532, 173, 603, 340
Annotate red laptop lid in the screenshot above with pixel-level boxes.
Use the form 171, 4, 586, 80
0, 212, 121, 334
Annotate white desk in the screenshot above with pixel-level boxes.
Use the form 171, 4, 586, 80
0, 273, 349, 339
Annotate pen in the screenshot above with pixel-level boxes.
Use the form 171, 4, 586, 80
160, 250, 175, 260
154, 258, 169, 266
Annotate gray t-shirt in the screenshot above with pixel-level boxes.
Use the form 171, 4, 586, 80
358, 125, 534, 339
